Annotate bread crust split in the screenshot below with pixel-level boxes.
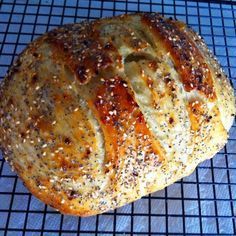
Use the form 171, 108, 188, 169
0, 13, 235, 216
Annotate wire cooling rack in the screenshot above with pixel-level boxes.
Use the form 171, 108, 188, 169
0, 0, 236, 235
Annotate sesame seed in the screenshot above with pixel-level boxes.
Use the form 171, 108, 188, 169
39, 185, 46, 189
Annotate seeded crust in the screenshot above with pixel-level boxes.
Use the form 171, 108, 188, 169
0, 13, 235, 216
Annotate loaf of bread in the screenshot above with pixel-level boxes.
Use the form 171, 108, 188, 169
0, 13, 235, 216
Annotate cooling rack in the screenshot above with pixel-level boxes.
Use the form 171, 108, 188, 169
0, 0, 236, 235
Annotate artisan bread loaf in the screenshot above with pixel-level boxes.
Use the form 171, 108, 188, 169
0, 13, 235, 216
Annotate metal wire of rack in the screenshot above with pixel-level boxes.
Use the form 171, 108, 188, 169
0, 0, 236, 235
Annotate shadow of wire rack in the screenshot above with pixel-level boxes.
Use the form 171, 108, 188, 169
0, 0, 236, 235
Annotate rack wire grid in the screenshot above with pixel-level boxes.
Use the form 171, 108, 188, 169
0, 0, 236, 235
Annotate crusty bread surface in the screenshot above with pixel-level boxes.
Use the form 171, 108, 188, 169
0, 13, 235, 216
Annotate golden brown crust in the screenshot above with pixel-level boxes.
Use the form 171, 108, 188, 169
142, 13, 215, 99
0, 13, 235, 216
47, 22, 116, 85
91, 76, 164, 166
